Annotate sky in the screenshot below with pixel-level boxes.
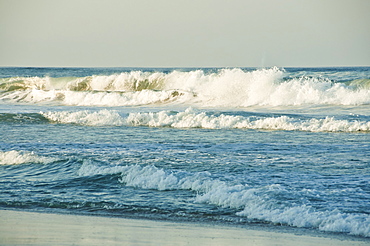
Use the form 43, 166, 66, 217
0, 0, 369, 67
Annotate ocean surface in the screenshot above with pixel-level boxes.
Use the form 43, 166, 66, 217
0, 67, 369, 239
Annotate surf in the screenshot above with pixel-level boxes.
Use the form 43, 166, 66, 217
0, 150, 57, 165
40, 108, 370, 132
1, 67, 369, 107
78, 161, 370, 237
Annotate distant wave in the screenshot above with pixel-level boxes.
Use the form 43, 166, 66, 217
41, 108, 370, 132
1, 68, 369, 107
78, 161, 370, 237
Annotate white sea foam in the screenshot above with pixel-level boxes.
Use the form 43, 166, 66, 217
127, 108, 370, 132
77, 162, 370, 237
0, 89, 190, 106
196, 178, 370, 237
1, 68, 370, 107
236, 201, 370, 236
0, 150, 56, 165
78, 161, 219, 192
77, 160, 129, 176
41, 109, 125, 126
62, 90, 191, 106
0, 89, 63, 103
41, 108, 370, 132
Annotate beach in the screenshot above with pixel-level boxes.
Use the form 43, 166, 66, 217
0, 209, 368, 246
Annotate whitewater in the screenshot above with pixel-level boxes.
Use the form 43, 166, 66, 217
0, 66, 369, 240
1, 67, 370, 107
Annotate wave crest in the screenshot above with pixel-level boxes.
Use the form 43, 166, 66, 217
41, 108, 370, 132
41, 109, 125, 126
126, 109, 370, 132
0, 150, 56, 165
77, 162, 370, 237
1, 68, 370, 107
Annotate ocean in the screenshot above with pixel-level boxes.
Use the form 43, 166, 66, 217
0, 66, 369, 239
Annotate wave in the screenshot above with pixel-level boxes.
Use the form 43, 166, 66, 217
349, 79, 370, 89
78, 162, 370, 237
1, 68, 369, 107
41, 109, 125, 126
41, 108, 370, 132
0, 88, 190, 106
0, 150, 57, 165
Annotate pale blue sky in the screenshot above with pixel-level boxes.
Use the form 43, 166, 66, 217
1, 0, 369, 67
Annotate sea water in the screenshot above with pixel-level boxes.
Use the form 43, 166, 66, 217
0, 67, 369, 239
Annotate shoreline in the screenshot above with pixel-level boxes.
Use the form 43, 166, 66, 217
1, 209, 368, 246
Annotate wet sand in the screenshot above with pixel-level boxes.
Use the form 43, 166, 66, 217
0, 209, 367, 245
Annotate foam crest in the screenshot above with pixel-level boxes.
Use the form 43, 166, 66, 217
237, 203, 370, 237
0, 88, 189, 106
198, 179, 370, 237
0, 89, 64, 103
0, 150, 56, 165
0, 76, 50, 91
41, 109, 125, 126
120, 165, 220, 192
2, 68, 369, 107
77, 162, 220, 192
193, 67, 284, 106
126, 108, 248, 129
62, 90, 189, 106
127, 109, 370, 132
41, 108, 370, 132
88, 71, 166, 91
251, 76, 370, 106
77, 161, 129, 176
0, 72, 167, 92
77, 162, 370, 237
162, 68, 370, 106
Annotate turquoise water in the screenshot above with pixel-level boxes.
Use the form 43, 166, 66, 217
0, 67, 369, 238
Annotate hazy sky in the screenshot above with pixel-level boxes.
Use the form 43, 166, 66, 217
1, 0, 369, 67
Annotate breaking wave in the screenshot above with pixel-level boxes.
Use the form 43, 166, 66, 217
41, 109, 125, 126
1, 68, 369, 107
78, 162, 370, 237
41, 108, 370, 132
0, 150, 57, 165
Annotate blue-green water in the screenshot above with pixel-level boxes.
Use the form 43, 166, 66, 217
0, 67, 369, 238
